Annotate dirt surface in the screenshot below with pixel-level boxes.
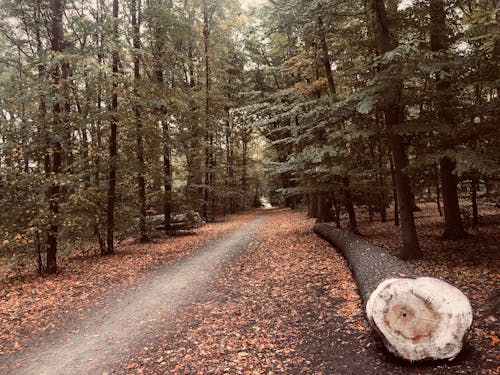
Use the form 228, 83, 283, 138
2, 217, 264, 374
1, 207, 498, 374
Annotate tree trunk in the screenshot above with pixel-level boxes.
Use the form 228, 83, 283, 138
373, 0, 421, 259
241, 131, 249, 210
440, 157, 465, 238
389, 133, 422, 259
430, 0, 465, 239
343, 177, 358, 233
163, 121, 172, 234
105, 0, 119, 255
317, 192, 335, 222
202, 0, 214, 222
93, 0, 106, 254
131, 0, 148, 242
46, 0, 65, 274
435, 164, 443, 216
225, 117, 237, 214
389, 153, 399, 226
317, 16, 336, 98
377, 132, 387, 223
471, 176, 479, 226
314, 223, 472, 361
309, 193, 319, 218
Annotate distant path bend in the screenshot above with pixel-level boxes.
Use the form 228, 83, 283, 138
10, 215, 264, 375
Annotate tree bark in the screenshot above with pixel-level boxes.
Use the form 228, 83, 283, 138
430, 0, 465, 239
373, 0, 421, 259
317, 192, 335, 223
202, 0, 214, 221
309, 193, 319, 218
46, 0, 65, 273
105, 0, 119, 255
131, 0, 148, 242
389, 153, 399, 226
440, 157, 465, 238
314, 223, 472, 361
471, 176, 479, 226
343, 177, 358, 233
434, 164, 443, 216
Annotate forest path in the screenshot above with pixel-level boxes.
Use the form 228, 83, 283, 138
9, 216, 265, 375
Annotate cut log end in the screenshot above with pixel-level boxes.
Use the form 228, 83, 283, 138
366, 277, 473, 361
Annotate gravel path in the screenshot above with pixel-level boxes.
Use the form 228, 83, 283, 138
8, 216, 264, 375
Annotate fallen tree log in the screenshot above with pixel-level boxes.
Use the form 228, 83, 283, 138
146, 211, 205, 231
313, 223, 473, 362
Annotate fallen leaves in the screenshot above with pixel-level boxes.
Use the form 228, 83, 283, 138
1, 204, 498, 374
0, 212, 261, 356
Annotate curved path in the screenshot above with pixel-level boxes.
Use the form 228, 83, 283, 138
9, 217, 264, 375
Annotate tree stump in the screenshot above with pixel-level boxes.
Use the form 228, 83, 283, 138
313, 223, 473, 361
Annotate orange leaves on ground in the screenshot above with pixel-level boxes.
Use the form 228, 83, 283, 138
0, 212, 261, 355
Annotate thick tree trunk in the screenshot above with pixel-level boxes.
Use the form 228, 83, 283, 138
430, 0, 465, 239
314, 223, 472, 361
390, 133, 422, 259
373, 0, 421, 259
105, 0, 119, 255
317, 192, 335, 223
440, 157, 465, 238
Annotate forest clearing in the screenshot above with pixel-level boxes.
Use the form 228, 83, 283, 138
0, 0, 499, 373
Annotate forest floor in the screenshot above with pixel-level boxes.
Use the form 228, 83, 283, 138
0, 204, 498, 374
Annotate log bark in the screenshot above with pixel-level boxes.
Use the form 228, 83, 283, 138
313, 223, 472, 361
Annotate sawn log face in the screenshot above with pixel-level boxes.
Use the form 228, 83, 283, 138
313, 223, 473, 361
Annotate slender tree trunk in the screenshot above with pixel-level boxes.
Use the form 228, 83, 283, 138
440, 157, 465, 237
163, 121, 172, 234
131, 0, 148, 242
373, 0, 421, 259
376, 115, 387, 223
343, 177, 358, 233
202, 1, 213, 221
435, 164, 443, 216
46, 0, 65, 273
225, 117, 237, 214
106, 0, 119, 255
471, 176, 479, 226
318, 15, 358, 227
94, 0, 106, 253
332, 192, 341, 229
318, 16, 336, 98
241, 131, 249, 209
430, 0, 465, 239
36, 0, 47, 273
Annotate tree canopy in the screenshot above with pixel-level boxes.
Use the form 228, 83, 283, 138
0, 0, 498, 272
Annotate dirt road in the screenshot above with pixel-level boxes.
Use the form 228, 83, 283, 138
6, 218, 263, 375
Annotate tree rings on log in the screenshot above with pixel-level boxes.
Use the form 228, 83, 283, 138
366, 277, 473, 361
